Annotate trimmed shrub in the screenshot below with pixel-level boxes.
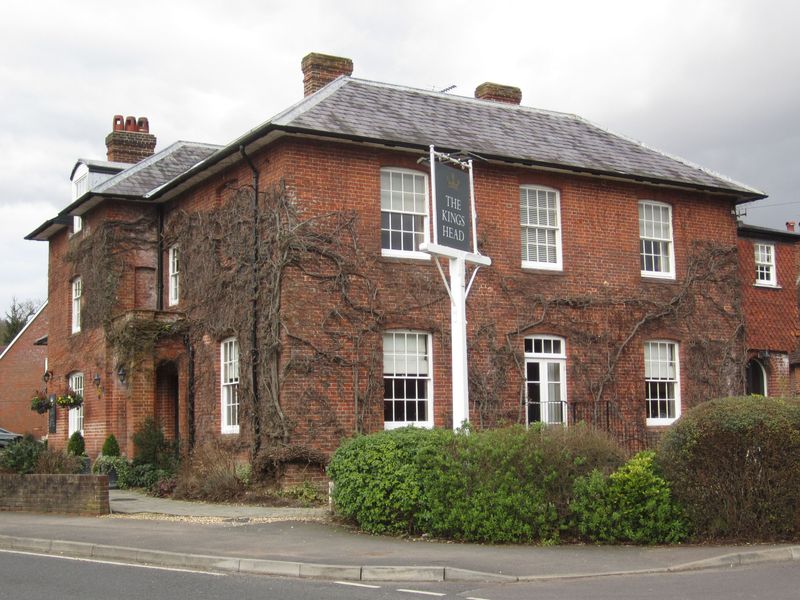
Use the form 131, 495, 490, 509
67, 431, 85, 456
0, 434, 44, 474
116, 462, 172, 490
571, 451, 689, 544
34, 448, 83, 474
328, 425, 625, 542
132, 417, 174, 469
101, 434, 121, 457
657, 396, 800, 540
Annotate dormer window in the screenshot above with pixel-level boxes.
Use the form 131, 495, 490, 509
73, 174, 88, 199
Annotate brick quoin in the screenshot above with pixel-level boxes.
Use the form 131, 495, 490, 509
28, 55, 798, 482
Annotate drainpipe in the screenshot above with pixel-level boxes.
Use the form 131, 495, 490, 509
156, 206, 165, 311
239, 145, 261, 455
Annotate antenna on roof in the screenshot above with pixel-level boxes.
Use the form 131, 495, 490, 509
438, 84, 457, 93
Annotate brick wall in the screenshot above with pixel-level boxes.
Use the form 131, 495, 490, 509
42, 131, 754, 469
0, 304, 48, 437
0, 474, 109, 515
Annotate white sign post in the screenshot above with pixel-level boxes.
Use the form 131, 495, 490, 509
421, 146, 491, 430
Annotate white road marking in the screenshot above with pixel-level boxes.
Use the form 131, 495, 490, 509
466, 597, 492, 600
0, 549, 224, 576
334, 581, 382, 589
397, 589, 447, 597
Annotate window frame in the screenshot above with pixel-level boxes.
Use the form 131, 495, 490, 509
753, 242, 777, 287
382, 330, 433, 429
67, 372, 84, 436
644, 340, 681, 426
520, 185, 563, 271
638, 200, 675, 279
71, 277, 82, 334
220, 337, 240, 434
380, 167, 431, 261
523, 335, 567, 425
168, 245, 180, 306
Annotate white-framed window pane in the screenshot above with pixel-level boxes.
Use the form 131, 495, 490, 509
71, 278, 82, 333
168, 245, 180, 305
645, 341, 679, 424
520, 187, 561, 269
221, 338, 240, 433
639, 201, 674, 277
381, 168, 428, 255
68, 372, 84, 436
383, 331, 432, 428
754, 243, 776, 285
524, 336, 567, 425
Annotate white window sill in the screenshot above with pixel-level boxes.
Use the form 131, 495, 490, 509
381, 249, 431, 261
221, 426, 240, 435
754, 282, 780, 289
383, 420, 433, 430
521, 261, 563, 272
646, 417, 678, 427
641, 271, 676, 281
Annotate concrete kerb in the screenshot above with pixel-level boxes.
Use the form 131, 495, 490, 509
1, 535, 798, 582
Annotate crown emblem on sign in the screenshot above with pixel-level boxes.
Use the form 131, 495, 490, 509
447, 172, 461, 190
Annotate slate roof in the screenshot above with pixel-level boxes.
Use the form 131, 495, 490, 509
266, 78, 763, 198
92, 141, 222, 198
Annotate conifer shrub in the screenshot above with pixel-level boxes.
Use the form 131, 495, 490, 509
132, 417, 173, 469
67, 431, 85, 456
101, 434, 120, 457
571, 451, 689, 543
657, 396, 800, 540
328, 424, 625, 542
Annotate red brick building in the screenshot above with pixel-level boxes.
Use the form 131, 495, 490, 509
27, 53, 787, 477
737, 223, 800, 396
0, 302, 49, 438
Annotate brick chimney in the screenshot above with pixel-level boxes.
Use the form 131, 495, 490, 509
105, 115, 157, 163
301, 52, 353, 97
475, 82, 522, 105
787, 221, 796, 232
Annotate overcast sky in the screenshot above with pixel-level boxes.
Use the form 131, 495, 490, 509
2, 0, 798, 314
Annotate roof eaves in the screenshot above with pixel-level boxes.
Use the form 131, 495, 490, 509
25, 216, 70, 241
737, 223, 800, 243
0, 300, 47, 361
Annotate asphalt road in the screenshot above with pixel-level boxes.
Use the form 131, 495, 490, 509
1, 549, 799, 600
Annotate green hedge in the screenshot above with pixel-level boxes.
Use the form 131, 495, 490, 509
328, 424, 625, 543
657, 396, 800, 540
571, 451, 688, 543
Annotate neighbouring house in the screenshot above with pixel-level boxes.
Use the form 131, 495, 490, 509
27, 52, 785, 483
738, 222, 800, 396
0, 302, 49, 438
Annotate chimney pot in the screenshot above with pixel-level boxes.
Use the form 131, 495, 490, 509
106, 115, 157, 163
787, 221, 796, 232
301, 52, 353, 97
475, 82, 522, 105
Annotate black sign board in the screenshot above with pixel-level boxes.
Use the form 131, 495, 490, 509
434, 161, 472, 252
48, 395, 57, 433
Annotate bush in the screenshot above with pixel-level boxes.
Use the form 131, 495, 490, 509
92, 455, 128, 476
67, 431, 85, 456
101, 434, 121, 457
571, 451, 689, 543
657, 396, 800, 540
34, 448, 83, 474
173, 443, 245, 502
132, 417, 174, 469
116, 462, 172, 490
328, 425, 625, 542
0, 435, 44, 474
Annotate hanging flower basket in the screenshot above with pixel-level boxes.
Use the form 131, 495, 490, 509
30, 391, 51, 414
56, 390, 83, 409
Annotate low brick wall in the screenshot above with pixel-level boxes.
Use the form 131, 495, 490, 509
0, 474, 109, 515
